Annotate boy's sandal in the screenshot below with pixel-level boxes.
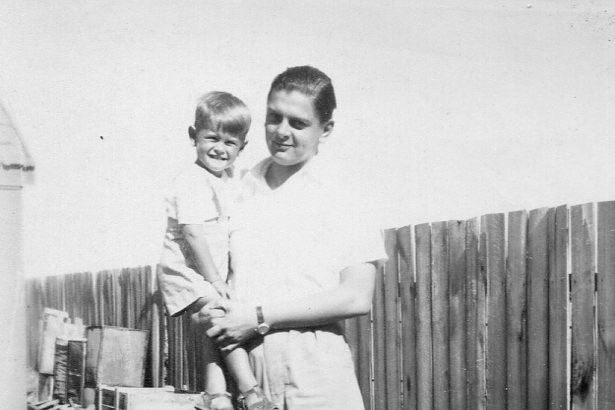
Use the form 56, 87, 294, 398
199, 391, 234, 410
237, 385, 278, 410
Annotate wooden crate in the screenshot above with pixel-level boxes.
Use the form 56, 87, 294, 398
97, 385, 202, 410
85, 326, 149, 388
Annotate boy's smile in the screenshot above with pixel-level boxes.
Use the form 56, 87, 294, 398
189, 127, 244, 176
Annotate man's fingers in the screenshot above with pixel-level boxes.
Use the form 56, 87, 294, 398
202, 308, 225, 319
205, 325, 221, 339
221, 342, 240, 352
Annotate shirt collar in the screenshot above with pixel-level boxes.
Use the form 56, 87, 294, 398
251, 155, 323, 193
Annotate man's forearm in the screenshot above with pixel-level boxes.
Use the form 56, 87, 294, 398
263, 262, 377, 329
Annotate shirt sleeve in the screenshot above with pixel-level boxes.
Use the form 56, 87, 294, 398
328, 191, 389, 274
174, 169, 219, 224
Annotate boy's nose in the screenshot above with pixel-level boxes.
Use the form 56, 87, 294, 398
212, 143, 225, 153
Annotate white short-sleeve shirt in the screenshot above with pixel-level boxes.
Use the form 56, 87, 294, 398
231, 157, 387, 305
158, 162, 241, 316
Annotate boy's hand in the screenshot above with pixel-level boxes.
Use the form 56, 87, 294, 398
212, 279, 234, 300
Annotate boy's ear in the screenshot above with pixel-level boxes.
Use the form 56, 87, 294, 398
239, 140, 249, 152
188, 126, 196, 144
318, 120, 334, 144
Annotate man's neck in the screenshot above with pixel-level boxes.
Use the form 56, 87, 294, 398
265, 160, 308, 190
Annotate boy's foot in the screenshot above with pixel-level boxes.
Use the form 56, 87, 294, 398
238, 385, 278, 410
200, 391, 234, 410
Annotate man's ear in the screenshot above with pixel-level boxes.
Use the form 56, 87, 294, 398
188, 126, 196, 145
319, 120, 335, 144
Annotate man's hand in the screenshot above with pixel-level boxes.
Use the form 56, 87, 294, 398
204, 299, 258, 351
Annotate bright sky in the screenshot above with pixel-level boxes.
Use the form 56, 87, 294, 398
1, 0, 614, 277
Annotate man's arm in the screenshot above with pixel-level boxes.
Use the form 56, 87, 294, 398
203, 261, 378, 350
265, 261, 377, 328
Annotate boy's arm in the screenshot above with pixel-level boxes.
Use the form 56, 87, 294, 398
182, 224, 232, 299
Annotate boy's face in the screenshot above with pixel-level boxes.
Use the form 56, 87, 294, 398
265, 90, 333, 168
189, 127, 245, 176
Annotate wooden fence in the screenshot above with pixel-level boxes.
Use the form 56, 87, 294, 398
26, 201, 615, 410
344, 200, 615, 410
25, 266, 165, 387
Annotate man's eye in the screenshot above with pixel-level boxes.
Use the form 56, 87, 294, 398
290, 119, 307, 129
266, 113, 281, 124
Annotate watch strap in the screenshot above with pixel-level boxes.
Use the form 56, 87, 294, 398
256, 305, 265, 325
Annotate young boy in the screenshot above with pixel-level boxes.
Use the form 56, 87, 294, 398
158, 91, 275, 410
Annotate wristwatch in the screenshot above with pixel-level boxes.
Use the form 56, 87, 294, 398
255, 306, 270, 336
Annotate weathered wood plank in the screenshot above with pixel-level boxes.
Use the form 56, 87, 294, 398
549, 206, 569, 410
415, 223, 433, 410
357, 311, 373, 410
345, 317, 360, 378
571, 203, 596, 410
527, 207, 550, 410
465, 218, 485, 410
448, 220, 467, 410
506, 210, 528, 410
597, 201, 615, 410
397, 225, 417, 410
432, 221, 450, 410
384, 228, 401, 410
373, 239, 387, 410
482, 213, 506, 410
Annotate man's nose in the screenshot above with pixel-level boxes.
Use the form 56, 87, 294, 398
276, 119, 291, 138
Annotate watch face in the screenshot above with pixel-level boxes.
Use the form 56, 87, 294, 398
257, 323, 270, 335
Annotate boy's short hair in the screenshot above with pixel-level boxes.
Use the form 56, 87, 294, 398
268, 66, 337, 124
193, 91, 251, 138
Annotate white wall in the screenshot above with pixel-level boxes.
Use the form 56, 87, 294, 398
1, 0, 613, 277
0, 187, 26, 406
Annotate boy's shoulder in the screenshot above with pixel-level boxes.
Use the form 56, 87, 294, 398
170, 162, 218, 190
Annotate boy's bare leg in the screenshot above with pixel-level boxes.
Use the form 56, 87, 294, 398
223, 347, 257, 392
224, 348, 265, 407
202, 338, 233, 409
190, 300, 233, 409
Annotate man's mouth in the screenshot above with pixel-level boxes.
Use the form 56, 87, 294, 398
273, 141, 292, 149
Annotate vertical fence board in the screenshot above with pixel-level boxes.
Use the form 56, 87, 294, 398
527, 207, 550, 410
571, 203, 596, 410
398, 225, 417, 410
506, 210, 528, 410
465, 218, 485, 410
373, 242, 387, 410
482, 213, 506, 410
345, 317, 360, 377
358, 311, 373, 410
432, 221, 450, 410
415, 223, 433, 410
549, 205, 569, 410
384, 229, 401, 410
357, 311, 373, 410
26, 278, 45, 369
448, 220, 467, 410
597, 201, 615, 410
151, 271, 162, 387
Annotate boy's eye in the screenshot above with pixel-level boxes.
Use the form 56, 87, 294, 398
226, 141, 238, 147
